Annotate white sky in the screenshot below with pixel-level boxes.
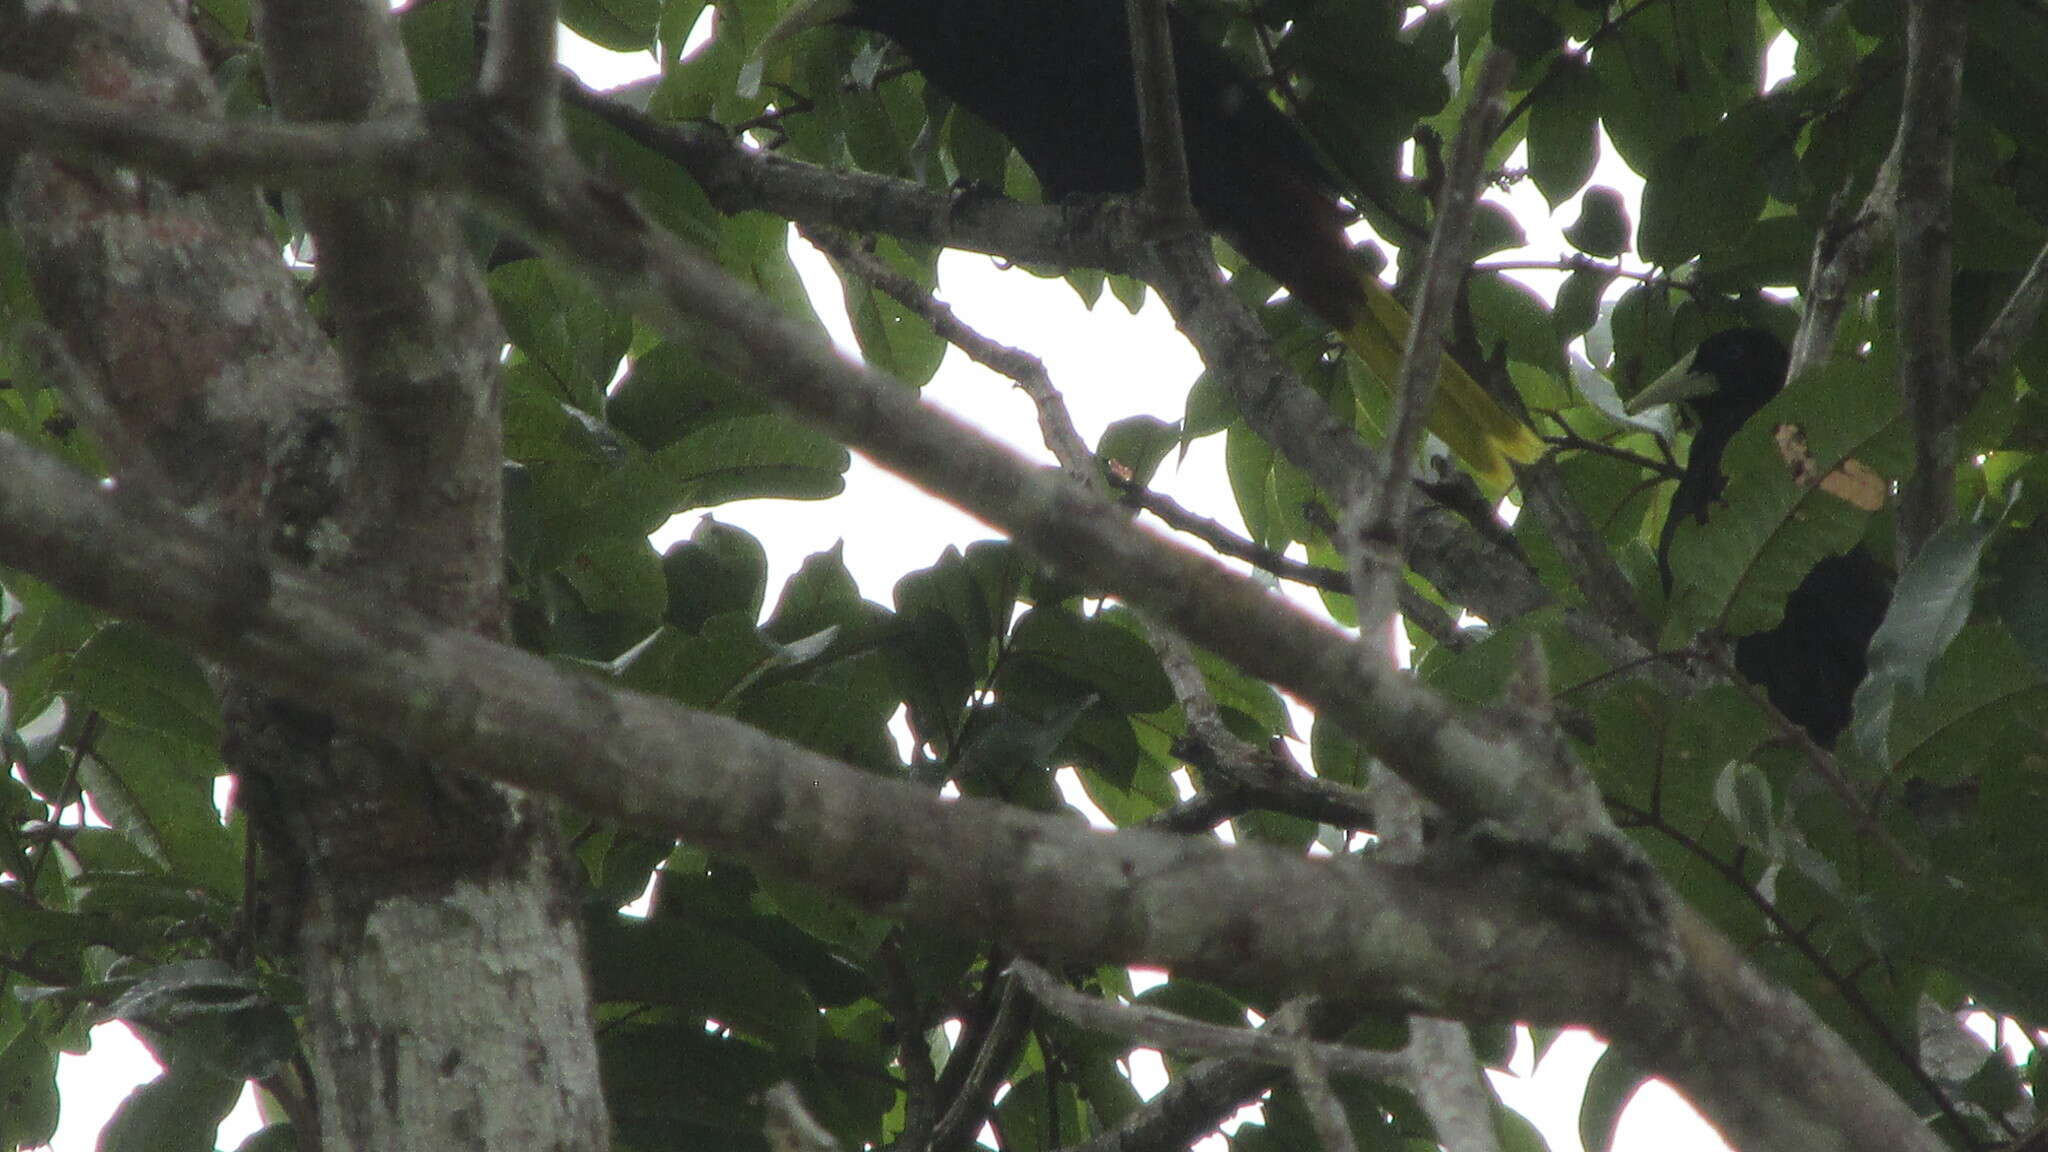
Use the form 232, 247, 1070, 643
40, 20, 1829, 1152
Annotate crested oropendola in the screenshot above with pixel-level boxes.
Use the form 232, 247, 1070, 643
1627, 327, 1892, 747
760, 0, 1544, 489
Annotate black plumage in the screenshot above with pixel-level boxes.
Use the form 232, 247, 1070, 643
765, 0, 1543, 486
827, 0, 1362, 321
1628, 328, 1891, 747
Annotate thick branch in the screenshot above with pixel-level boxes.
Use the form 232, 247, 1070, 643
0, 431, 1640, 1021
0, 432, 1951, 1152
0, 70, 1557, 631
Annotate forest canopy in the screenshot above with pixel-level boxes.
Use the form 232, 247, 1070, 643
1, 1, 2045, 1151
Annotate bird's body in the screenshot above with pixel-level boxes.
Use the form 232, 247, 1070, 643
772, 0, 1543, 486
837, 0, 1365, 324
1730, 548, 1890, 746
1628, 328, 1891, 747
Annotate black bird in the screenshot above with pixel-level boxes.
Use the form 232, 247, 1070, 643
1627, 328, 1892, 747
762, 0, 1543, 488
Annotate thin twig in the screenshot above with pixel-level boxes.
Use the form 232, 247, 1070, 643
930, 970, 1033, 1152
1111, 477, 1470, 649
1699, 640, 1918, 875
876, 935, 939, 1148
799, 224, 1096, 480
1290, 1050, 1361, 1152
1790, 162, 1898, 387
1345, 51, 1516, 663
1540, 421, 1682, 478
1009, 960, 1406, 1081
1114, 479, 1344, 594
1961, 238, 2048, 406
1472, 256, 1675, 288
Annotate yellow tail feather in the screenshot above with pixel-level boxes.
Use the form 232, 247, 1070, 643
1342, 276, 1544, 492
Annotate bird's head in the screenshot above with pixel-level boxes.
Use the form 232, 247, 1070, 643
1625, 327, 1791, 434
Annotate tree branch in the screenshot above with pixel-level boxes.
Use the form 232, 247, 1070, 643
1790, 161, 1899, 387
480, 0, 561, 135
1346, 50, 1515, 662
1962, 236, 2048, 405
1010, 960, 1405, 1081
0, 400, 1953, 1152
801, 224, 1098, 483
1058, 999, 1347, 1152
1123, 0, 1197, 227
0, 429, 1643, 1021
1891, 0, 1969, 560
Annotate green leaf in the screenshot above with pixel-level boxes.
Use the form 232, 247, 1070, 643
1695, 214, 1812, 291
489, 260, 631, 414
1491, 1, 1565, 66
1190, 640, 1294, 741
766, 544, 882, 643
1662, 358, 1905, 641
616, 614, 850, 718
1592, 8, 1752, 175
1850, 500, 2006, 762
234, 1124, 299, 1152
398, 0, 477, 102
601, 1023, 779, 1148
586, 912, 820, 1052
953, 695, 1095, 792
738, 681, 900, 772
540, 416, 848, 564
885, 605, 976, 755
662, 517, 770, 632
1470, 274, 1566, 376
717, 213, 822, 326
1551, 266, 1611, 342
1529, 55, 1599, 207
1003, 607, 1176, 716
753, 874, 894, 959
0, 1028, 58, 1148
1886, 623, 2048, 783
7, 695, 69, 769
562, 534, 668, 624
1983, 521, 2048, 676
1224, 425, 1314, 549
1563, 186, 1631, 259
77, 723, 240, 894
99, 1066, 244, 1152
561, 0, 663, 51
64, 623, 218, 750
836, 237, 948, 388
1309, 713, 1367, 789
1496, 1094, 1554, 1152
606, 340, 771, 452
1096, 416, 1180, 489
105, 960, 293, 1079
561, 98, 722, 248
1712, 760, 1779, 857
1637, 103, 1790, 267
1577, 1045, 1646, 1152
